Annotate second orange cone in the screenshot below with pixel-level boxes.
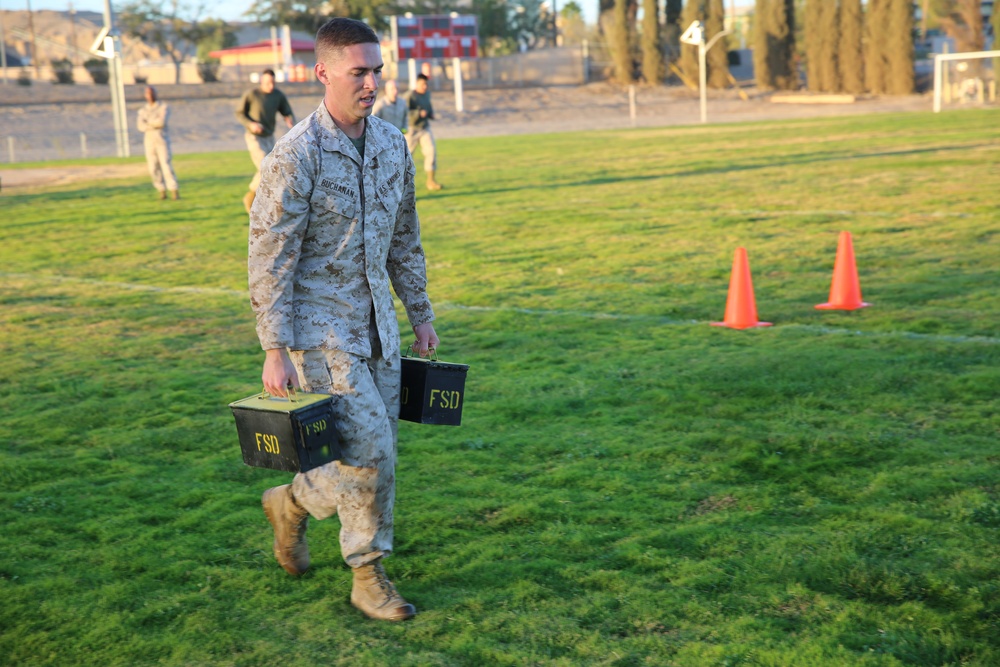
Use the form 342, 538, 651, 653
816, 230, 870, 311
712, 247, 772, 329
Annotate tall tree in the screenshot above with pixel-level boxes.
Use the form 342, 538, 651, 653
663, 0, 683, 60
816, 0, 840, 91
864, 0, 888, 93
607, 0, 633, 83
706, 0, 729, 89
244, 0, 328, 32
885, 0, 914, 94
640, 0, 662, 84
930, 0, 985, 53
755, 0, 796, 90
804, 0, 821, 90
839, 0, 864, 94
679, 0, 702, 86
993, 2, 1000, 79
120, 0, 208, 84
753, 0, 772, 90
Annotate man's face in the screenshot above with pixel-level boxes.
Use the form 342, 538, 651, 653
260, 73, 276, 94
414, 78, 428, 94
316, 42, 383, 125
144, 87, 155, 104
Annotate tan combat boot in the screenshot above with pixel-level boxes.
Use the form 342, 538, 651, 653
262, 484, 310, 576
243, 190, 256, 213
351, 559, 416, 621
426, 171, 443, 191
158, 190, 167, 200
170, 190, 180, 200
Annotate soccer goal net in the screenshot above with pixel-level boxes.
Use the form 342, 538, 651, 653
933, 50, 1000, 112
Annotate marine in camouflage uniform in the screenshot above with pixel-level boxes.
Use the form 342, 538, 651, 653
248, 18, 439, 623
136, 86, 178, 200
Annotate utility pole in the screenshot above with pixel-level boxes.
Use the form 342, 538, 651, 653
1, 6, 8, 85
69, 1, 79, 66
90, 0, 130, 157
26, 0, 40, 80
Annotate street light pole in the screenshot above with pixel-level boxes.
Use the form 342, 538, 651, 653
91, 0, 130, 157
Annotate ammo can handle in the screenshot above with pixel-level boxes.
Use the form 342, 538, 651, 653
404, 345, 438, 361
259, 382, 298, 402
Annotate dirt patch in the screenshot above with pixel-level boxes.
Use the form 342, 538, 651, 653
0, 163, 147, 191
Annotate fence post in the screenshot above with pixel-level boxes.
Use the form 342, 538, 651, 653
487, 59, 494, 88
582, 40, 590, 84
453, 57, 464, 112
628, 85, 636, 127
6, 136, 14, 163
80, 132, 88, 158
407, 58, 417, 91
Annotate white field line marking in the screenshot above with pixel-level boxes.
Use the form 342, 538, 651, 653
720, 209, 971, 219
1, 272, 246, 297
4, 273, 997, 345
438, 303, 1000, 345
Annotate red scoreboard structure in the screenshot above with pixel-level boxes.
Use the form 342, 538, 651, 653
389, 14, 480, 60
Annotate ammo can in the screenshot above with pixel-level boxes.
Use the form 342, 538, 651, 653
229, 391, 341, 473
399, 356, 469, 425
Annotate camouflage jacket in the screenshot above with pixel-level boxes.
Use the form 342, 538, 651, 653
248, 101, 435, 358
136, 101, 169, 140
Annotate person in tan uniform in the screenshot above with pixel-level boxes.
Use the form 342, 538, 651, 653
136, 86, 179, 200
236, 69, 295, 212
371, 79, 407, 133
248, 18, 439, 622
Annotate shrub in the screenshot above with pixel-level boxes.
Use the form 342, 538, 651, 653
17, 68, 31, 86
197, 60, 221, 83
52, 58, 74, 84
85, 58, 109, 84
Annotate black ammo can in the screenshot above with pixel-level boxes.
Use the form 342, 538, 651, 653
229, 391, 341, 473
399, 356, 469, 425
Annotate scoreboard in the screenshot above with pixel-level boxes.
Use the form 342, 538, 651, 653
389, 14, 480, 60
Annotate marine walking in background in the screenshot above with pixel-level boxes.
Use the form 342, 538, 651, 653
236, 69, 295, 213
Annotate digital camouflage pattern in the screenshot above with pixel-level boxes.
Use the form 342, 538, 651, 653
248, 102, 434, 359
137, 101, 178, 192
248, 102, 434, 567
289, 345, 398, 567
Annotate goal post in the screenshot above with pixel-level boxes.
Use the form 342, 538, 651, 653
933, 50, 1000, 113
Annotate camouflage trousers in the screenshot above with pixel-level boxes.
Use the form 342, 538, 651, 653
287, 341, 401, 569
245, 132, 276, 193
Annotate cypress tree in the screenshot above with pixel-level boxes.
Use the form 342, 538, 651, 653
766, 0, 797, 90
680, 0, 704, 87
608, 0, 634, 83
805, 0, 822, 91
864, 0, 887, 94
641, 0, 663, 84
817, 0, 840, 92
885, 0, 914, 94
993, 2, 1000, 81
839, 0, 864, 94
753, 0, 773, 89
706, 0, 730, 89
663, 0, 683, 61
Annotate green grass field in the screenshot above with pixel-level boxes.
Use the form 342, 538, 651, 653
1, 109, 997, 667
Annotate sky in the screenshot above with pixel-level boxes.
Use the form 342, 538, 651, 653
18, 0, 756, 32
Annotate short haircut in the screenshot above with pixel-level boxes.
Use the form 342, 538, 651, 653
416, 73, 429, 82
261, 69, 276, 78
315, 18, 379, 63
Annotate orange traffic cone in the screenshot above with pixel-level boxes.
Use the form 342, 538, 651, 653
712, 247, 772, 329
816, 231, 869, 311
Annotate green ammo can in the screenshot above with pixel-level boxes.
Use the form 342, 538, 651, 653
399, 354, 469, 426
229, 390, 341, 473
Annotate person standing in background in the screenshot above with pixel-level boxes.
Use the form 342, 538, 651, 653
136, 86, 179, 200
372, 79, 407, 133
405, 74, 443, 191
236, 69, 295, 213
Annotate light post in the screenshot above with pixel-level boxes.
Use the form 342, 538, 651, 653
89, 0, 130, 157
680, 20, 731, 124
